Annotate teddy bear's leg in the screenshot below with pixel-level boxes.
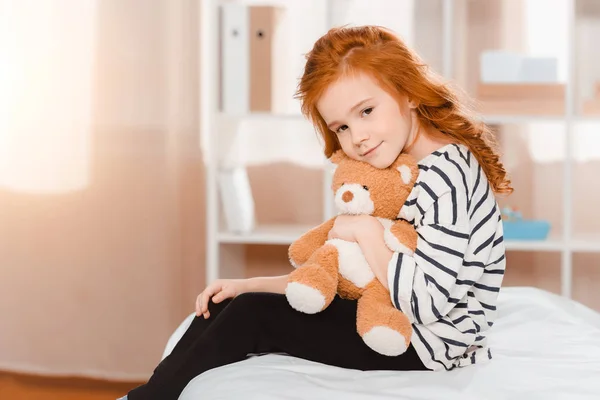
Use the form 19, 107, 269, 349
356, 280, 412, 356
286, 244, 339, 314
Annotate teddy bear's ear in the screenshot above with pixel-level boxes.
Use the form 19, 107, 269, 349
329, 149, 346, 165
393, 154, 419, 186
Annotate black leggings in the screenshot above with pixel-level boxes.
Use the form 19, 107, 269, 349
128, 292, 429, 399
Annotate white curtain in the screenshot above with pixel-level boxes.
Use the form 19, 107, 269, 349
0, 0, 205, 380
0, 0, 95, 193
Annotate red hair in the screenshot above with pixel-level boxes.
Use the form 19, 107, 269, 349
295, 25, 513, 195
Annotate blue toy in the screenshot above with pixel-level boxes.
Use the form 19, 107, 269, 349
501, 206, 551, 241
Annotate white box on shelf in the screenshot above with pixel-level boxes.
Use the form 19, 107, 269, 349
218, 166, 256, 234
521, 57, 558, 83
480, 51, 523, 83
480, 51, 558, 84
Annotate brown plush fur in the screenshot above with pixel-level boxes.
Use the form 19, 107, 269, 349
288, 218, 335, 267
356, 281, 412, 339
291, 244, 340, 308
286, 151, 420, 356
391, 219, 418, 253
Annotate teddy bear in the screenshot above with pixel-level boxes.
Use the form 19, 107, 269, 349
285, 150, 419, 357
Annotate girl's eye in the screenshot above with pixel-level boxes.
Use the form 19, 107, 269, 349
336, 125, 348, 134
362, 107, 373, 117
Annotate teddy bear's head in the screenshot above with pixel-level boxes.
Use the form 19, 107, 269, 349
329, 150, 419, 220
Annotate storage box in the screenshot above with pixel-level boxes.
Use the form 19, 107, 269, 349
502, 220, 551, 241
480, 51, 523, 83
480, 51, 559, 84
477, 83, 565, 116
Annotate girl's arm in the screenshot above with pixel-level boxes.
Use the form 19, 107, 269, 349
245, 274, 290, 294
196, 274, 290, 318
383, 187, 473, 325
355, 220, 394, 290
355, 218, 417, 290
349, 189, 471, 326
329, 215, 417, 290
338, 169, 487, 326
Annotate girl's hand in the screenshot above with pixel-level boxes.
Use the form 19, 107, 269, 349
328, 214, 377, 242
195, 279, 248, 319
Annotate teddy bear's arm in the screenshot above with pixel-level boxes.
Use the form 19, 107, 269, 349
383, 219, 418, 256
288, 217, 336, 268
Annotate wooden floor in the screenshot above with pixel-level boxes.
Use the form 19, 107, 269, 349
0, 371, 143, 400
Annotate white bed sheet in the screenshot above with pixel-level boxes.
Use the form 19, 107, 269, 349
162, 287, 600, 400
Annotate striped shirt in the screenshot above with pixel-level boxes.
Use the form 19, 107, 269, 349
388, 143, 506, 371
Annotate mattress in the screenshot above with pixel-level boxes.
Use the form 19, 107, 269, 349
161, 287, 600, 400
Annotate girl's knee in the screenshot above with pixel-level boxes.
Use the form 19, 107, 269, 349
206, 297, 233, 316
230, 292, 285, 313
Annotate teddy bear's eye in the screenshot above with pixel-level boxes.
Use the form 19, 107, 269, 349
362, 185, 369, 191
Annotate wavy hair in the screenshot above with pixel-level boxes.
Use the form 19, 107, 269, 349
295, 25, 512, 195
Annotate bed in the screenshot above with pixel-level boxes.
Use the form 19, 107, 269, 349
161, 287, 600, 400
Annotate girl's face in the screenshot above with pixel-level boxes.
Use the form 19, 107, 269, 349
316, 72, 418, 169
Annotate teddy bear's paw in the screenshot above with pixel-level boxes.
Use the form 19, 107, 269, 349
363, 326, 408, 356
383, 225, 415, 256
285, 282, 326, 314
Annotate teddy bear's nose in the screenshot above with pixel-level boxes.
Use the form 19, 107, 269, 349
342, 191, 354, 203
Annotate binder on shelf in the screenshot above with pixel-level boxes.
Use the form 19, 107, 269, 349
219, 3, 249, 115
218, 166, 256, 235
219, 4, 279, 114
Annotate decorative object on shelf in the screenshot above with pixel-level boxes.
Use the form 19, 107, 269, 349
286, 150, 419, 356
219, 3, 280, 114
480, 51, 559, 84
218, 166, 256, 234
478, 51, 563, 115
501, 206, 551, 241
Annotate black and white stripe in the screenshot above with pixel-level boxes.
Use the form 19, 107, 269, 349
387, 143, 506, 371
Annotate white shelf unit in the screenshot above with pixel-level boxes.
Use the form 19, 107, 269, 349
201, 0, 600, 296
201, 0, 333, 283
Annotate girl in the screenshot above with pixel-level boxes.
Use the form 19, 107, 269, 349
123, 25, 511, 400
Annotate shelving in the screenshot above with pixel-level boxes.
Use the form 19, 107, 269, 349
482, 115, 567, 125
217, 224, 315, 245
217, 226, 600, 253
216, 224, 600, 254
201, 0, 600, 301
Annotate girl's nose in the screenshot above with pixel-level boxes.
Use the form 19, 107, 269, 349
351, 128, 369, 146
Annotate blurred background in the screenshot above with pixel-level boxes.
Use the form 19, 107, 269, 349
1, 0, 599, 398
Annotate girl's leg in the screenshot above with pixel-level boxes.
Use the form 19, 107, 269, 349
144, 298, 233, 387
128, 292, 429, 400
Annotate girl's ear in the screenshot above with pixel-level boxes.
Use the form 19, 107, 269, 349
329, 149, 346, 165
407, 98, 418, 109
